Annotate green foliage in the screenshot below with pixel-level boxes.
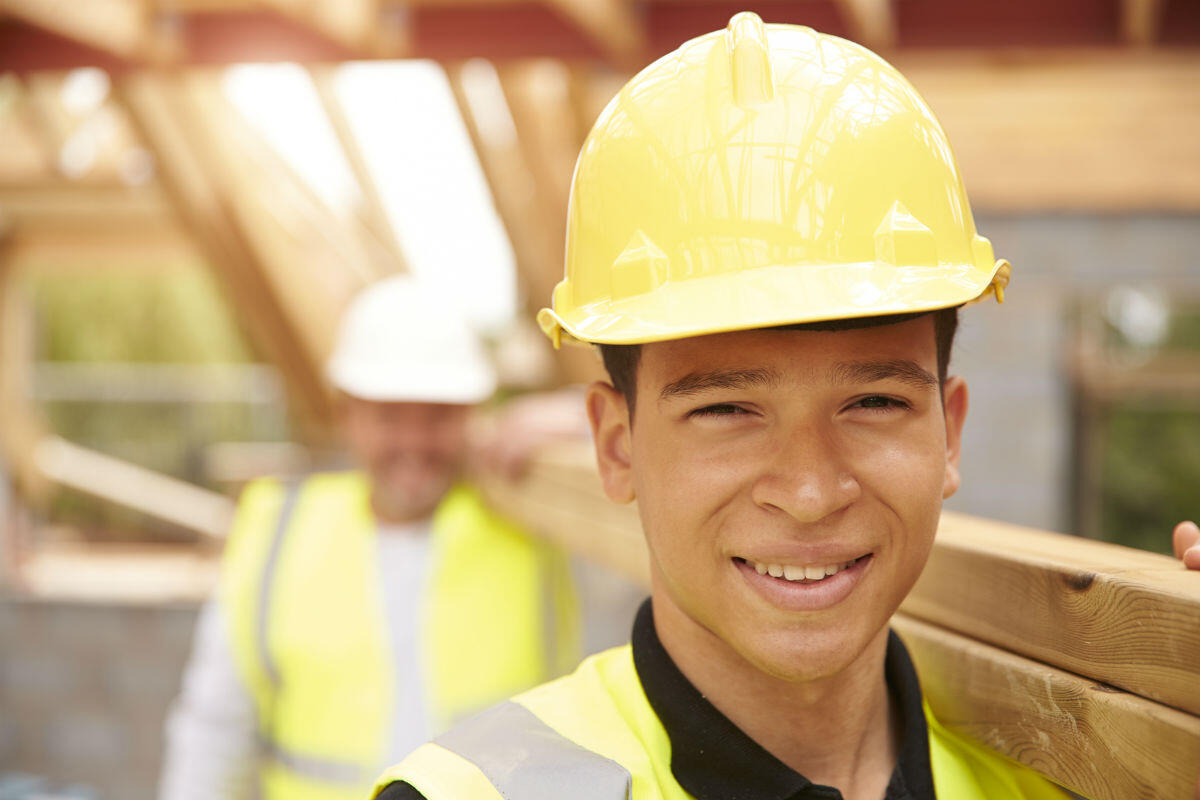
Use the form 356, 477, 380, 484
24, 263, 292, 541
1166, 307, 1200, 351
31, 262, 253, 363
1101, 405, 1200, 555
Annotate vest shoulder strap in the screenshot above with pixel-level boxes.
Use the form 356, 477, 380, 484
380, 701, 632, 800
222, 473, 369, 714
256, 477, 302, 689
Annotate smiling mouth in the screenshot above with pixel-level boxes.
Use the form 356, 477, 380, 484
733, 554, 871, 584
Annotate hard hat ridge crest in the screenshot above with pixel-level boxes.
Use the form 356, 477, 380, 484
726, 12, 775, 107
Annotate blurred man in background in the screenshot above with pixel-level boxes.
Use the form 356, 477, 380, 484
160, 275, 600, 800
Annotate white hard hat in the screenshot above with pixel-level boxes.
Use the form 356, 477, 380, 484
327, 275, 497, 404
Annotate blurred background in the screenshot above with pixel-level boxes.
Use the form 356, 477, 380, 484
0, 1, 1198, 797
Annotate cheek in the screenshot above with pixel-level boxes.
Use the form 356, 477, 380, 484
431, 426, 469, 460
854, 417, 947, 497
633, 427, 748, 558
857, 428, 945, 574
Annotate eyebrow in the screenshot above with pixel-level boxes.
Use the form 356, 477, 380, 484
658, 368, 781, 401
828, 359, 937, 390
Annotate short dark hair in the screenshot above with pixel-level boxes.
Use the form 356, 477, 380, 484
598, 307, 960, 413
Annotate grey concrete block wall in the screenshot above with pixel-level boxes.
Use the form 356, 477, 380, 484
0, 596, 200, 800
944, 212, 1200, 534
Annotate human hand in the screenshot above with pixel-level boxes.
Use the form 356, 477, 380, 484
1173, 521, 1200, 570
470, 387, 590, 481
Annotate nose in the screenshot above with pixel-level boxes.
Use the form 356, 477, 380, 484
749, 424, 862, 524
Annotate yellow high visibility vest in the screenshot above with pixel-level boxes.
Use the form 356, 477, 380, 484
220, 472, 579, 800
376, 645, 1068, 800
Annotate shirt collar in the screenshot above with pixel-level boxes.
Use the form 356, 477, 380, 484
630, 600, 935, 800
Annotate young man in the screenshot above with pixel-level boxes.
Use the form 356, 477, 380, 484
372, 15, 1197, 800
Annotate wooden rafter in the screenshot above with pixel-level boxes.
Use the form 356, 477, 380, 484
5, 226, 197, 267
0, 0, 179, 62
0, 0, 146, 58
307, 65, 408, 281
896, 52, 1200, 211
3, 2, 1199, 73
33, 435, 235, 539
495, 61, 605, 384
0, 179, 196, 265
210, 71, 386, 292
835, 0, 896, 51
259, 0, 407, 56
116, 72, 337, 440
446, 60, 564, 387
496, 61, 577, 306
543, 0, 644, 70
0, 76, 56, 182
447, 61, 544, 307
1121, 0, 1164, 47
566, 66, 623, 141
0, 181, 177, 231
19, 74, 73, 172
0, 233, 48, 502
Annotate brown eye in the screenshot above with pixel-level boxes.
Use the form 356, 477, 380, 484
849, 393, 912, 412
851, 395, 910, 412
689, 404, 746, 418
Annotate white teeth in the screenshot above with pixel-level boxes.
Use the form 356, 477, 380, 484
747, 559, 854, 583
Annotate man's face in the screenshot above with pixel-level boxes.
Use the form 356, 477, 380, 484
588, 316, 967, 682
341, 396, 471, 523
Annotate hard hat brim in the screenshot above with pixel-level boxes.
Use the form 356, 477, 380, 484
539, 259, 1007, 347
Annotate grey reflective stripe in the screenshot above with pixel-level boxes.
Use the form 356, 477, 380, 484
260, 737, 376, 786
435, 701, 632, 800
258, 480, 301, 688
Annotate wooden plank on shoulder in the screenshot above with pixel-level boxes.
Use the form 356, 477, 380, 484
903, 510, 1200, 717
893, 614, 1200, 800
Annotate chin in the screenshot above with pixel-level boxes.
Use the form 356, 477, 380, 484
733, 617, 886, 684
375, 481, 452, 522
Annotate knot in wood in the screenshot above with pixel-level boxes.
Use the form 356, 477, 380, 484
1063, 570, 1096, 591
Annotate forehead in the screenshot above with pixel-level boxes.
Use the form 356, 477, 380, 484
637, 315, 938, 388
344, 398, 470, 420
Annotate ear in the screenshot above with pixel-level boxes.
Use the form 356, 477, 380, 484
941, 375, 969, 500
585, 381, 636, 504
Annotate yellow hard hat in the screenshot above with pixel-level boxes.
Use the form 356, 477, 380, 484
538, 12, 1010, 347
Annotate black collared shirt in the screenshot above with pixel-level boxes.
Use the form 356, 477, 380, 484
379, 600, 936, 800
